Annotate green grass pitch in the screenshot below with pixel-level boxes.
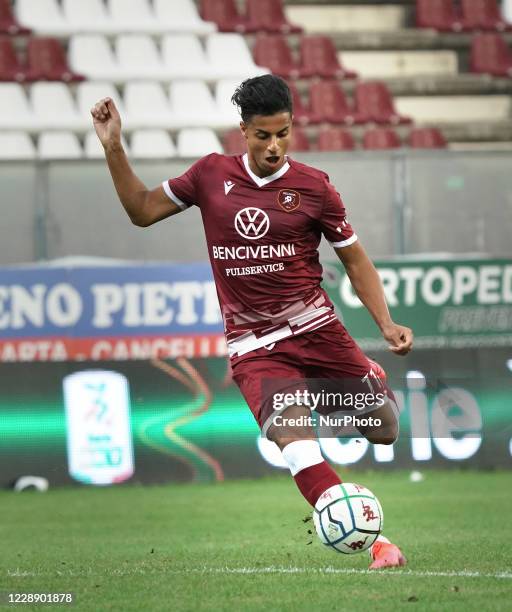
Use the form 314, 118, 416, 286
1, 470, 510, 611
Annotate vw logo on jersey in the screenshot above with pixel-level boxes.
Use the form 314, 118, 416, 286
235, 207, 270, 240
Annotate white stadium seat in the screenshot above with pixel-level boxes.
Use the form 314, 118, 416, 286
116, 35, 165, 81
161, 34, 211, 81
0, 84, 36, 131
16, 0, 70, 36
62, 0, 117, 35
69, 35, 122, 82
153, 0, 216, 36
84, 131, 130, 159
123, 82, 173, 130
31, 83, 86, 131
216, 79, 244, 125
177, 128, 223, 157
0, 132, 36, 160
170, 81, 236, 129
76, 82, 125, 123
38, 131, 82, 159
206, 34, 268, 80
107, 0, 163, 34
131, 130, 177, 159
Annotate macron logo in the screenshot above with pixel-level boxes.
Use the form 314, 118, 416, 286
224, 180, 235, 195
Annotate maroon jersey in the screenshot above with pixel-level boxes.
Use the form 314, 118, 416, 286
163, 153, 357, 357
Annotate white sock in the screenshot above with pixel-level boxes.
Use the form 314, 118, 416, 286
281, 439, 323, 476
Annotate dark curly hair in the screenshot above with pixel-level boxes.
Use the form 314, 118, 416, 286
231, 75, 293, 124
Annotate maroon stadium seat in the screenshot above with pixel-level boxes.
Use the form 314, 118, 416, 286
470, 33, 512, 76
223, 129, 246, 155
0, 37, 29, 81
309, 80, 364, 125
317, 128, 355, 151
408, 127, 447, 148
0, 0, 31, 35
289, 82, 320, 126
200, 0, 256, 33
246, 0, 302, 34
363, 128, 401, 150
299, 36, 358, 79
253, 34, 302, 79
289, 127, 311, 152
355, 82, 412, 125
415, 0, 465, 32
27, 37, 85, 82
461, 0, 511, 32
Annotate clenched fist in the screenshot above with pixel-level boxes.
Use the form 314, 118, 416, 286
91, 97, 122, 149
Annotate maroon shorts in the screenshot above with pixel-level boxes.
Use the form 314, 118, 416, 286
231, 319, 384, 432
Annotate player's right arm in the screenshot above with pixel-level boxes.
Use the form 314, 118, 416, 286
91, 97, 181, 227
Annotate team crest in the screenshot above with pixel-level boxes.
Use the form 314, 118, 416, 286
277, 189, 301, 212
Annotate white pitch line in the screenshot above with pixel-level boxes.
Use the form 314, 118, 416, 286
6, 567, 512, 580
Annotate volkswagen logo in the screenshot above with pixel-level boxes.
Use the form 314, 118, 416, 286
234, 207, 270, 240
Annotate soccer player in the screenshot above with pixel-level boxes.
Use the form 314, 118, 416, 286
91, 75, 412, 569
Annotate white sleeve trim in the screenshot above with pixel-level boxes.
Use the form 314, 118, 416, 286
161, 180, 189, 210
330, 233, 358, 248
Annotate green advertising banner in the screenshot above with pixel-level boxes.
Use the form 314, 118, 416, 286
323, 257, 512, 351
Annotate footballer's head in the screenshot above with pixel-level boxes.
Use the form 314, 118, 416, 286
232, 75, 293, 177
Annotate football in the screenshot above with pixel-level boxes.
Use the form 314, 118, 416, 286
313, 483, 384, 554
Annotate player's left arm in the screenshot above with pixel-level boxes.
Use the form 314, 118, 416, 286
334, 241, 413, 355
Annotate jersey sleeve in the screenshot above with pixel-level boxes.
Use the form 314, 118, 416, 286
162, 155, 210, 210
319, 182, 358, 248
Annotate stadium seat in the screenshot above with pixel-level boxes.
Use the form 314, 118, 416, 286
76, 81, 124, 123
299, 36, 358, 79
215, 78, 244, 124
123, 81, 173, 130
31, 82, 86, 131
69, 35, 122, 82
115, 35, 165, 81
309, 80, 364, 125
155, 0, 216, 36
363, 128, 401, 150
415, 0, 464, 32
0, 131, 35, 159
288, 83, 318, 126
222, 128, 246, 155
206, 33, 268, 80
170, 80, 236, 129
15, 0, 70, 36
461, 0, 511, 32
0, 0, 30, 35
177, 127, 223, 157
317, 128, 356, 151
253, 34, 302, 79
131, 129, 177, 158
0, 83, 36, 130
470, 33, 512, 76
288, 127, 310, 152
355, 82, 412, 125
161, 34, 210, 81
27, 38, 85, 83
0, 37, 28, 82
62, 0, 118, 35
408, 127, 447, 148
246, 0, 302, 34
84, 130, 130, 159
199, 0, 256, 33
107, 0, 163, 34
38, 130, 82, 159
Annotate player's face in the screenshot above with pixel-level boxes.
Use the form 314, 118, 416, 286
241, 112, 292, 178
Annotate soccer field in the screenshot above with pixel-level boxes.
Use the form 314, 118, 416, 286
1, 470, 510, 612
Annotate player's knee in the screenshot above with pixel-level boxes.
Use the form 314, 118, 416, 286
365, 421, 398, 445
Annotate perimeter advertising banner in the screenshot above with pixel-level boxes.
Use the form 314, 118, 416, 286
0, 258, 511, 485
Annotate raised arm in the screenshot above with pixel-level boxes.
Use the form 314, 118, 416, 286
335, 240, 413, 355
91, 97, 181, 227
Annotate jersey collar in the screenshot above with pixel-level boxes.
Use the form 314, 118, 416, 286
242, 153, 290, 188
